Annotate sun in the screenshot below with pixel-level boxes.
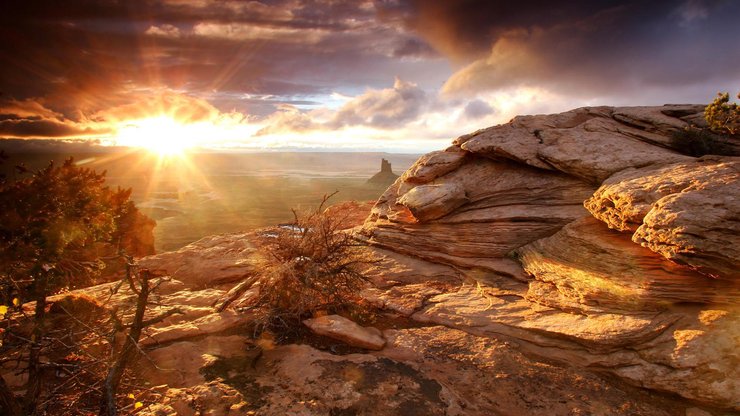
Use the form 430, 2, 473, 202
114, 116, 200, 155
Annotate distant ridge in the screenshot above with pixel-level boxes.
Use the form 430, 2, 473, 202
366, 158, 399, 187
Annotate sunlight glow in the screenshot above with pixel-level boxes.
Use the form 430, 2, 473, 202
114, 116, 204, 155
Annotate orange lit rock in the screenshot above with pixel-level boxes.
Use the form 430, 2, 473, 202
137, 232, 257, 289
515, 217, 740, 309
303, 314, 386, 350
585, 157, 739, 278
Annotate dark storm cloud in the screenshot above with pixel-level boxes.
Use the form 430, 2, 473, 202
386, 0, 740, 97
0, 119, 106, 138
0, 0, 433, 119
0, 99, 109, 138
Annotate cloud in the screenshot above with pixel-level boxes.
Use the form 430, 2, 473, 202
0, 98, 65, 120
192, 23, 327, 43
391, 37, 438, 59
676, 0, 710, 24
0, 99, 109, 138
0, 0, 434, 119
96, 92, 221, 123
463, 99, 494, 120
255, 104, 317, 136
146, 24, 182, 38
396, 0, 740, 99
0, 119, 106, 138
330, 78, 428, 128
441, 34, 543, 95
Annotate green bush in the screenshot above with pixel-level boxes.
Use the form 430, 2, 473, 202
705, 92, 739, 137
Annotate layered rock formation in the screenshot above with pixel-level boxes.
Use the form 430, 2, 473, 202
361, 104, 739, 410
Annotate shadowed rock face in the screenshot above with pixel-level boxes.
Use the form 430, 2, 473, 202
362, 104, 740, 410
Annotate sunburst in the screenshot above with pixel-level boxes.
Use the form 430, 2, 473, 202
114, 116, 201, 156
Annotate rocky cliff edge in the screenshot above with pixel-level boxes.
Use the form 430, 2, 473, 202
360, 104, 739, 410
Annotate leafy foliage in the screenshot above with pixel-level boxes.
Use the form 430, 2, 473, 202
705, 92, 739, 136
250, 193, 373, 330
0, 158, 155, 302
669, 92, 740, 157
0, 157, 156, 415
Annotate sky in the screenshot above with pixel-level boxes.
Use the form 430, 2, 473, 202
1, 0, 739, 153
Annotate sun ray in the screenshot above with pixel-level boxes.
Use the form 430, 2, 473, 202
114, 116, 199, 156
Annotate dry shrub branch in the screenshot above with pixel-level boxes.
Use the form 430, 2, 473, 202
239, 193, 374, 332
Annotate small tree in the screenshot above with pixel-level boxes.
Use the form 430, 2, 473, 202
705, 92, 739, 137
0, 158, 155, 415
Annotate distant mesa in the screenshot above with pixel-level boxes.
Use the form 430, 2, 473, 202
366, 158, 399, 187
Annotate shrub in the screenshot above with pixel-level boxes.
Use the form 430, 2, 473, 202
705, 92, 739, 137
249, 193, 373, 331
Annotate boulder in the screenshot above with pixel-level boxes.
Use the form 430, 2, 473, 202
303, 315, 386, 350
397, 183, 468, 221
402, 147, 467, 183
455, 105, 694, 183
585, 157, 739, 278
633, 174, 740, 279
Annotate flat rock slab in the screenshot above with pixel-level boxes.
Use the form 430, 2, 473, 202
138, 232, 257, 289
304, 314, 386, 350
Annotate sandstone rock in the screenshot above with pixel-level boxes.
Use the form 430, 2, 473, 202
402, 147, 466, 184
141, 309, 252, 347
150, 382, 246, 416
455, 105, 694, 183
585, 157, 740, 278
515, 217, 740, 310
379, 326, 681, 416
456, 106, 614, 171
397, 182, 468, 221
413, 284, 677, 352
685, 408, 714, 416
633, 178, 740, 279
137, 233, 257, 289
399, 275, 739, 409
362, 282, 449, 316
536, 117, 692, 183
611, 307, 740, 408
303, 315, 386, 350
367, 158, 400, 187
358, 246, 462, 288
612, 105, 701, 135
585, 157, 739, 232
253, 344, 449, 415
363, 157, 594, 272
140, 335, 251, 387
